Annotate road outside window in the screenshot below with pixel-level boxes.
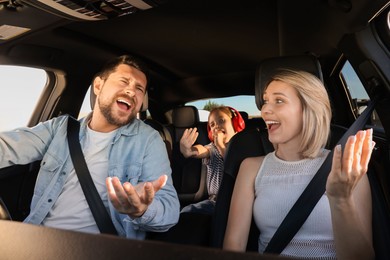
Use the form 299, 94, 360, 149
340, 60, 382, 128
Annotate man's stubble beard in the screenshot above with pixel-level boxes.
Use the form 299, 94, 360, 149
98, 98, 137, 127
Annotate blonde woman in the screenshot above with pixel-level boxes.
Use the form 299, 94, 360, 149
223, 69, 375, 259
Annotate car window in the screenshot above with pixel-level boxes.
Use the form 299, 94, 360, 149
340, 60, 382, 127
187, 95, 260, 122
0, 65, 47, 131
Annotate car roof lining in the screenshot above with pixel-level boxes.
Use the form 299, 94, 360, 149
1, 0, 389, 109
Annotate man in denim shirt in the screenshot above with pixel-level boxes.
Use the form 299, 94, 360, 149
0, 55, 179, 239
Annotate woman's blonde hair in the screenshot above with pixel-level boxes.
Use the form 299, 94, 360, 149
264, 69, 331, 158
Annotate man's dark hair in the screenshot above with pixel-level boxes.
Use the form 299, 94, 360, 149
95, 55, 149, 83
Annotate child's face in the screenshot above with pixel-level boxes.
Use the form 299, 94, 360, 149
208, 110, 236, 143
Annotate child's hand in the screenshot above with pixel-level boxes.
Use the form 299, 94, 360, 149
180, 128, 199, 158
213, 130, 225, 149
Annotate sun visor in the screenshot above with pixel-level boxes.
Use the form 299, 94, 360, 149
20, 0, 168, 21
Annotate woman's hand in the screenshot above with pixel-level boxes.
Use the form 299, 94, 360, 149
326, 129, 375, 199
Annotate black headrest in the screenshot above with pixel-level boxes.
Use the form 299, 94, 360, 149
90, 86, 149, 112
239, 111, 249, 122
172, 106, 200, 128
255, 55, 323, 110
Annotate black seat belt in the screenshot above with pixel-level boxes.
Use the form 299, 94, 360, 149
264, 96, 378, 254
67, 116, 118, 235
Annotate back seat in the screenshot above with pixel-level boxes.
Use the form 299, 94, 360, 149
168, 106, 209, 207
146, 106, 212, 246
144, 105, 209, 207
239, 110, 266, 131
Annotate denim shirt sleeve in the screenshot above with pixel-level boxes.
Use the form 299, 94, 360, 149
0, 116, 67, 168
108, 121, 180, 237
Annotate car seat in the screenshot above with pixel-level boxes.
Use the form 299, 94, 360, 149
143, 118, 173, 164
146, 106, 211, 247
238, 111, 249, 123
169, 106, 209, 207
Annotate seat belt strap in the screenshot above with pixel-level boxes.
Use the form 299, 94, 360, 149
264, 96, 378, 254
67, 116, 118, 235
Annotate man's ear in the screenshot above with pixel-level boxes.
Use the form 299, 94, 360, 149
93, 76, 103, 96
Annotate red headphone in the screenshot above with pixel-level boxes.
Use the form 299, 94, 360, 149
207, 106, 246, 141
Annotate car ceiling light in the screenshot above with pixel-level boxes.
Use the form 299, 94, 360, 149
20, 0, 160, 21
0, 0, 24, 11
387, 9, 390, 29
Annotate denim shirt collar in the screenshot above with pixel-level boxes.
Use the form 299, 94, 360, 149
78, 112, 140, 143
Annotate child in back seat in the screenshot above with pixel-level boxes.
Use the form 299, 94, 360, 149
179, 106, 245, 214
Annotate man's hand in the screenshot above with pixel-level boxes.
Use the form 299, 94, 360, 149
106, 175, 167, 219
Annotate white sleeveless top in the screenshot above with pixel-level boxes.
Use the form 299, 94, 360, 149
254, 150, 337, 259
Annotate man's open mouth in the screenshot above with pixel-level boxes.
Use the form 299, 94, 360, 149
117, 99, 132, 111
